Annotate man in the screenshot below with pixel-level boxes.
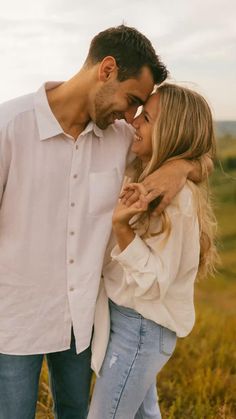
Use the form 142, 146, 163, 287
0, 25, 210, 418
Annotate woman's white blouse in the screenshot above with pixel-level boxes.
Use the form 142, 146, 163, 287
91, 183, 200, 375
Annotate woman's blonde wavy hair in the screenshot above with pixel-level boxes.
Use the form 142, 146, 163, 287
128, 82, 219, 278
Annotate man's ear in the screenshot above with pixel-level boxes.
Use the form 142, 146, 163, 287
98, 56, 118, 82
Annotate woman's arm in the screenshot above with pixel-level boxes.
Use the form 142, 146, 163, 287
112, 189, 148, 251
112, 185, 200, 301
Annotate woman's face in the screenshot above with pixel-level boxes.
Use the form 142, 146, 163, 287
131, 92, 160, 162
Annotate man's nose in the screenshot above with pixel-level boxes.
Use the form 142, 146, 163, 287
132, 117, 138, 129
124, 106, 139, 124
132, 113, 141, 129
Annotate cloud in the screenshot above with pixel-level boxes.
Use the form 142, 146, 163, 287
0, 0, 235, 119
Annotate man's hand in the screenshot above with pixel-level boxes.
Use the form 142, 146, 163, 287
142, 160, 191, 214
188, 154, 214, 183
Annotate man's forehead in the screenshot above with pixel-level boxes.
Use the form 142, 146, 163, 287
123, 72, 154, 104
131, 67, 154, 101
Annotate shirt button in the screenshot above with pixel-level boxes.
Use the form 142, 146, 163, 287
71, 202, 75, 207
73, 174, 78, 179
76, 145, 79, 150
69, 259, 74, 264
70, 231, 75, 235
69, 286, 74, 291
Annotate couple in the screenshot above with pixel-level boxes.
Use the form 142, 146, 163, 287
0, 25, 217, 419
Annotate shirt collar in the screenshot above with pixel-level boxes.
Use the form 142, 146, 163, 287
34, 81, 104, 141
34, 81, 64, 141
80, 121, 104, 139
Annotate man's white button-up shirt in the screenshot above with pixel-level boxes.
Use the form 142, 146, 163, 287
0, 82, 133, 355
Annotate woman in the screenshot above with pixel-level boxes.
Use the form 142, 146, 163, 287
88, 83, 218, 419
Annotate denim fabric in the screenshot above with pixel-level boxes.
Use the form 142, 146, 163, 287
0, 330, 92, 419
0, 352, 43, 419
134, 383, 162, 419
88, 300, 177, 419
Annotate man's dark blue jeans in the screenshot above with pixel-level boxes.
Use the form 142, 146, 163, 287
0, 330, 92, 419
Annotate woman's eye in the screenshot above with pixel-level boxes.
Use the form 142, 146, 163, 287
144, 115, 149, 122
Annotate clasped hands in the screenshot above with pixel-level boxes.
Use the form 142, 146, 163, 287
112, 160, 189, 226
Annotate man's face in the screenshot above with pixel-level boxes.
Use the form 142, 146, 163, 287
93, 66, 154, 129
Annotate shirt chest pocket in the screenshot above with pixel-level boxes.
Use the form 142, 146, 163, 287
89, 168, 122, 215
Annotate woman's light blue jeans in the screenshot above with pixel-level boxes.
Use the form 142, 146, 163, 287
88, 300, 177, 419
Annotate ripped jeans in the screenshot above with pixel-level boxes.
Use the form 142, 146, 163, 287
88, 299, 177, 419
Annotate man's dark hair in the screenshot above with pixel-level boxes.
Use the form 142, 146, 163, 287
85, 25, 168, 84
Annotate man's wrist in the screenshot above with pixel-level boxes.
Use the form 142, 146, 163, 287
183, 159, 196, 178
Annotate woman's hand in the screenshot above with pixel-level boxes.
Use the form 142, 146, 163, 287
112, 184, 148, 251
112, 183, 148, 227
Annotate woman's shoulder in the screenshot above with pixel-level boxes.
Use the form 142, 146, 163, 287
167, 181, 197, 218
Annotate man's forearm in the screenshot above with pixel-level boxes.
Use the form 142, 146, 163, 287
187, 154, 214, 183
124, 153, 214, 216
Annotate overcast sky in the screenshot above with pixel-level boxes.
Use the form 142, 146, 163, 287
0, 0, 235, 120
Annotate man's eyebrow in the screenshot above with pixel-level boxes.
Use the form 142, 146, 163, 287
128, 95, 144, 106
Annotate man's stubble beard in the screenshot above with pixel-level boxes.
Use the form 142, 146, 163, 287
94, 84, 117, 130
